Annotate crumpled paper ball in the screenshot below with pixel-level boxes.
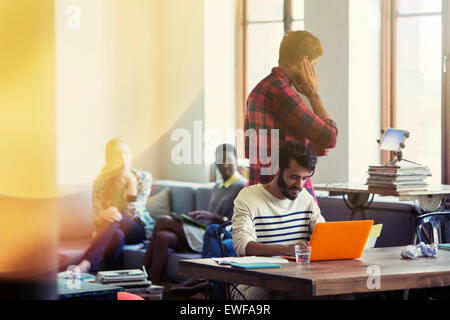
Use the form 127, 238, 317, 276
400, 242, 438, 259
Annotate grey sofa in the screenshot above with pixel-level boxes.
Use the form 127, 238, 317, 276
58, 180, 418, 284
57, 179, 215, 282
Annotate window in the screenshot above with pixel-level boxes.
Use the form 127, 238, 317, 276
236, 0, 305, 130
382, 0, 445, 184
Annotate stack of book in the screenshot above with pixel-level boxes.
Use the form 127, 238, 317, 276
366, 164, 431, 194
95, 269, 151, 288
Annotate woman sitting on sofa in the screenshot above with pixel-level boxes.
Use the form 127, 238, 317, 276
75, 138, 155, 273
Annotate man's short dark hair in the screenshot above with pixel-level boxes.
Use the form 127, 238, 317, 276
279, 141, 317, 173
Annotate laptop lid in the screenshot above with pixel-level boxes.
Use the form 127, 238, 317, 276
309, 220, 374, 261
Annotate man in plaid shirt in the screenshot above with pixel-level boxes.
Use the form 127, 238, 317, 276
245, 30, 338, 202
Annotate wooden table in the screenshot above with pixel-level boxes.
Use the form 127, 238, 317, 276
315, 183, 450, 219
178, 247, 450, 297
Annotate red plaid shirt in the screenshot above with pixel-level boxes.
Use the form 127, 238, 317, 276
244, 67, 338, 202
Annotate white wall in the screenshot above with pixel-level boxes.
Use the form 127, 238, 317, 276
305, 0, 381, 184
55, 0, 236, 185
305, 0, 350, 183
158, 0, 237, 183
348, 0, 381, 182
204, 0, 236, 169
55, 0, 162, 188
158, 0, 207, 182
55, 0, 111, 188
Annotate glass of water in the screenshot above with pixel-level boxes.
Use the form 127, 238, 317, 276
295, 245, 311, 265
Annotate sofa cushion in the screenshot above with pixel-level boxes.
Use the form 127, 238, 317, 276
147, 188, 171, 219
153, 180, 201, 214
195, 185, 214, 211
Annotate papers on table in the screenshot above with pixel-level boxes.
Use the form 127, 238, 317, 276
212, 256, 289, 265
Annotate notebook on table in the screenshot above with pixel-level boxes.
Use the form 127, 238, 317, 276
438, 243, 450, 251
230, 262, 281, 269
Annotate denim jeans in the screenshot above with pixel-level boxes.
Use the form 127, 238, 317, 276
84, 214, 145, 271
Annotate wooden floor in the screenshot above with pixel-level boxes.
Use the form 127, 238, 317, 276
124, 281, 207, 300
133, 281, 449, 300
162, 281, 208, 300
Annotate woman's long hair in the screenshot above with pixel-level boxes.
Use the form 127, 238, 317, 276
97, 138, 129, 206
100, 138, 127, 177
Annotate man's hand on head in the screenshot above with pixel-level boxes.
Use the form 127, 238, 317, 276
295, 58, 319, 98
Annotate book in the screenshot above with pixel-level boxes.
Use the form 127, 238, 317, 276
369, 172, 431, 178
368, 165, 431, 175
170, 212, 207, 229
368, 185, 428, 195
212, 256, 289, 265
366, 179, 427, 186
368, 164, 430, 170
366, 184, 428, 190
438, 244, 450, 251
366, 174, 431, 180
366, 163, 431, 194
230, 262, 281, 269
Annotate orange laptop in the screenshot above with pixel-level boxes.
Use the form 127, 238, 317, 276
309, 220, 374, 261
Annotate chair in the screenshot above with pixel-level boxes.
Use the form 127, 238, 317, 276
416, 212, 450, 245
214, 221, 247, 300
216, 221, 232, 257
210, 221, 232, 300
414, 212, 450, 300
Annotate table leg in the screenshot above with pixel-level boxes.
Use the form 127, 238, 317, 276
411, 195, 445, 214
349, 207, 357, 221
343, 193, 373, 221
360, 208, 367, 220
349, 207, 367, 221
411, 232, 417, 245
402, 289, 409, 300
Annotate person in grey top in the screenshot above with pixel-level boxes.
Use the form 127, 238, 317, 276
144, 144, 247, 286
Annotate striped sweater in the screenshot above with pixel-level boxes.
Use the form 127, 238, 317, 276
232, 184, 325, 256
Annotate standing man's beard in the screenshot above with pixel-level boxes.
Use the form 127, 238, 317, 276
277, 169, 301, 200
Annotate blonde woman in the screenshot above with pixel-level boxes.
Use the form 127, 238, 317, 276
76, 139, 154, 272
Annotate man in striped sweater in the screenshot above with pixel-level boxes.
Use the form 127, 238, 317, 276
232, 141, 325, 300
